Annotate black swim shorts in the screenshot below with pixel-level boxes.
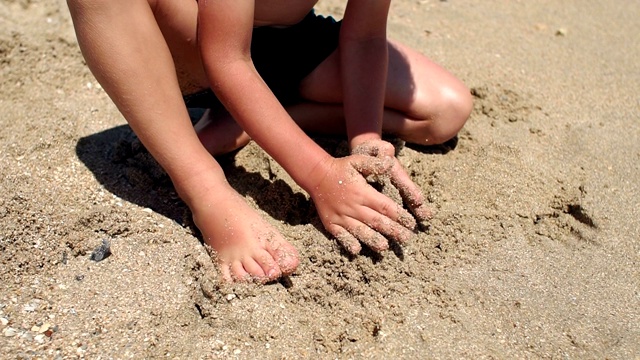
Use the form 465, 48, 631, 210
183, 10, 341, 110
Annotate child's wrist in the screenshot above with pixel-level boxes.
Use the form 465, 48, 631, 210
295, 156, 335, 195
349, 133, 382, 151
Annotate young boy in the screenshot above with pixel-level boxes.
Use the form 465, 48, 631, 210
66, 0, 472, 282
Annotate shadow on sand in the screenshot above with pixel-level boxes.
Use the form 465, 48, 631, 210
75, 123, 457, 256
75, 124, 316, 228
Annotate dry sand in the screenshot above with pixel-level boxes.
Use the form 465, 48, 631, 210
1, 0, 639, 358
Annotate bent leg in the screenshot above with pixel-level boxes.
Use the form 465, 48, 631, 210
67, 0, 299, 282
298, 39, 473, 145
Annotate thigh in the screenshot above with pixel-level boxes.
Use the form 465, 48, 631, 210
299, 38, 467, 120
151, 0, 209, 94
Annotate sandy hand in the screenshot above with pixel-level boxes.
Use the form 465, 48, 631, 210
309, 154, 417, 255
351, 139, 433, 224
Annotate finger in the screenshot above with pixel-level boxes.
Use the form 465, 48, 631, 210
362, 211, 415, 245
328, 224, 362, 255
346, 222, 389, 253
364, 187, 417, 230
348, 154, 394, 177
388, 162, 433, 222
397, 207, 418, 230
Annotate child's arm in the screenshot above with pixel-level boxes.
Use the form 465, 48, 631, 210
340, 0, 432, 222
197, 0, 416, 252
197, 0, 331, 188
340, 0, 391, 149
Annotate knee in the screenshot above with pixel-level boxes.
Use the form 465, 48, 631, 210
411, 83, 473, 145
433, 85, 473, 144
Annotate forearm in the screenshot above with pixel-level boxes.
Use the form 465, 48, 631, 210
207, 61, 332, 191
340, 37, 388, 147
340, 0, 391, 149
196, 1, 333, 192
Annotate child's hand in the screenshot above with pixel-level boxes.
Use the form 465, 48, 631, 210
352, 139, 433, 224
309, 154, 417, 255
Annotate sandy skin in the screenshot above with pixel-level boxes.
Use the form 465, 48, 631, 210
191, 181, 300, 282
65, 0, 471, 283
192, 134, 425, 282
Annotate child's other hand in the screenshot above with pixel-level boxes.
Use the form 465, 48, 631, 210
352, 139, 433, 224
309, 155, 417, 255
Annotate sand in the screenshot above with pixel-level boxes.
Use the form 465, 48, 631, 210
1, 0, 639, 358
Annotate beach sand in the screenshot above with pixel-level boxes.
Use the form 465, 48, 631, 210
1, 0, 639, 358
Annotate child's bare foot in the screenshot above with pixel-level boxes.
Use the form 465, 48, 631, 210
190, 184, 299, 282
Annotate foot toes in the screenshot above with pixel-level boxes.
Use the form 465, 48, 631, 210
242, 257, 268, 280
230, 262, 250, 282
254, 251, 282, 281
220, 264, 233, 283
273, 245, 299, 275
